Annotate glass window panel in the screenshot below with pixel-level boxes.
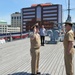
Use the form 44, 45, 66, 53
17, 17, 19, 19
23, 29, 26, 31
23, 8, 35, 12
36, 6, 41, 21
23, 15, 35, 18
23, 19, 32, 21
49, 21, 57, 23
12, 17, 13, 19
43, 6, 57, 10
43, 14, 57, 16
43, 10, 57, 13
23, 12, 35, 14
43, 17, 57, 20
23, 26, 26, 28
20, 16, 21, 19
58, 5, 62, 23
23, 22, 26, 24
14, 17, 16, 19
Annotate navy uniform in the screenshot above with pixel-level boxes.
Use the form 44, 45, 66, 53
63, 22, 74, 75
30, 24, 41, 75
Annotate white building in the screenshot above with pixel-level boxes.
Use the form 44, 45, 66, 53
0, 20, 20, 33
7, 26, 20, 33
11, 12, 21, 27
0, 20, 7, 33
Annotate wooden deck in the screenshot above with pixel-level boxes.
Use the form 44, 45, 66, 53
0, 37, 75, 75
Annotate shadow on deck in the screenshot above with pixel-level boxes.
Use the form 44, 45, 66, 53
8, 72, 50, 75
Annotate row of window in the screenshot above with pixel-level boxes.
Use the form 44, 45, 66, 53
23, 12, 35, 15
43, 6, 57, 10
22, 8, 35, 12
11, 21, 21, 23
23, 14, 57, 18
43, 10, 57, 13
23, 26, 26, 28
22, 6, 58, 12
43, 14, 57, 16
23, 19, 32, 21
12, 16, 21, 19
7, 29, 20, 30
23, 29, 26, 31
0, 27, 7, 28
22, 17, 57, 22
23, 15, 35, 18
43, 17, 57, 20
0, 26, 7, 27
22, 17, 57, 21
11, 19, 21, 20
23, 22, 26, 24
22, 10, 57, 15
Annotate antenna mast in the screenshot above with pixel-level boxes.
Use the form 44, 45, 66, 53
66, 0, 71, 22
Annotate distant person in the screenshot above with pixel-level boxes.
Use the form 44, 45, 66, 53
63, 22, 74, 75
30, 23, 41, 75
40, 25, 46, 46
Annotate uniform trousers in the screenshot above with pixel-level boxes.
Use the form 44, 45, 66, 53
30, 48, 40, 74
40, 36, 45, 45
64, 53, 74, 75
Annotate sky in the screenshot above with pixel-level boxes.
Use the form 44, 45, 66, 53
0, 0, 75, 24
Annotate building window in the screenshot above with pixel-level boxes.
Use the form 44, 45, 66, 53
17, 17, 19, 19
43, 10, 57, 13
23, 12, 35, 15
43, 6, 57, 10
14, 17, 16, 19
12, 17, 13, 19
23, 8, 35, 12
20, 16, 21, 19
43, 14, 57, 17
23, 22, 26, 24
36, 6, 41, 21
23, 15, 35, 18
43, 17, 57, 20
23, 19, 32, 21
23, 29, 26, 31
